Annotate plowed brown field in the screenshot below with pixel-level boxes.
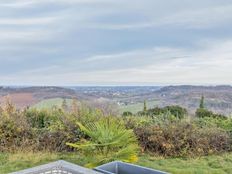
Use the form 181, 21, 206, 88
0, 93, 37, 108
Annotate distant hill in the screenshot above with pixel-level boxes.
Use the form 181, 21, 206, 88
0, 87, 78, 108
150, 85, 232, 115
0, 85, 232, 116
70, 85, 232, 115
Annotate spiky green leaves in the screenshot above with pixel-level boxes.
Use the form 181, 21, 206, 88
66, 117, 139, 167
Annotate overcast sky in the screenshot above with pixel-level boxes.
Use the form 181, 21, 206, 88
0, 0, 232, 86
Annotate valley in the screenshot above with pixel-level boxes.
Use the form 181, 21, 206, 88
0, 85, 232, 116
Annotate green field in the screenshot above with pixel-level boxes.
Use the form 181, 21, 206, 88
1, 152, 232, 174
33, 98, 158, 114
119, 100, 158, 114
33, 98, 73, 110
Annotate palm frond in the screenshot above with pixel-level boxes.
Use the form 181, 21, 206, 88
67, 117, 139, 167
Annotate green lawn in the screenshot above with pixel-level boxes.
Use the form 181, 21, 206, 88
138, 154, 232, 174
1, 152, 232, 174
32, 98, 73, 110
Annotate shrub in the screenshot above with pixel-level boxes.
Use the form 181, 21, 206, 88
32, 109, 85, 152
195, 108, 214, 118
147, 107, 163, 115
123, 116, 153, 129
66, 117, 139, 167
195, 108, 227, 119
134, 121, 231, 157
162, 105, 187, 119
0, 108, 34, 152
195, 117, 232, 136
25, 108, 70, 128
138, 105, 187, 119
0, 103, 107, 152
36, 128, 76, 152
122, 111, 133, 117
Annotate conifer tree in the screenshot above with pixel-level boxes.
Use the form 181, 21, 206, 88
143, 100, 147, 112
199, 95, 205, 109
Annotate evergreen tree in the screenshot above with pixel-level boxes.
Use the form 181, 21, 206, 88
199, 95, 205, 109
143, 100, 147, 112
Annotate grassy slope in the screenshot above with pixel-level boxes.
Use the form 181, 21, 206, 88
32, 98, 73, 110
119, 100, 158, 114
2, 152, 232, 174
33, 98, 158, 114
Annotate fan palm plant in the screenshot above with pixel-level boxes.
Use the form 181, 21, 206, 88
66, 117, 139, 167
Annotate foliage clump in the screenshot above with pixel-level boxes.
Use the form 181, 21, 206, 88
67, 117, 139, 167
137, 105, 187, 119
0, 96, 232, 162
135, 121, 231, 157
0, 100, 34, 152
195, 95, 227, 119
0, 99, 105, 152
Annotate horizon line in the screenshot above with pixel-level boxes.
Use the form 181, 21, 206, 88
0, 84, 232, 87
